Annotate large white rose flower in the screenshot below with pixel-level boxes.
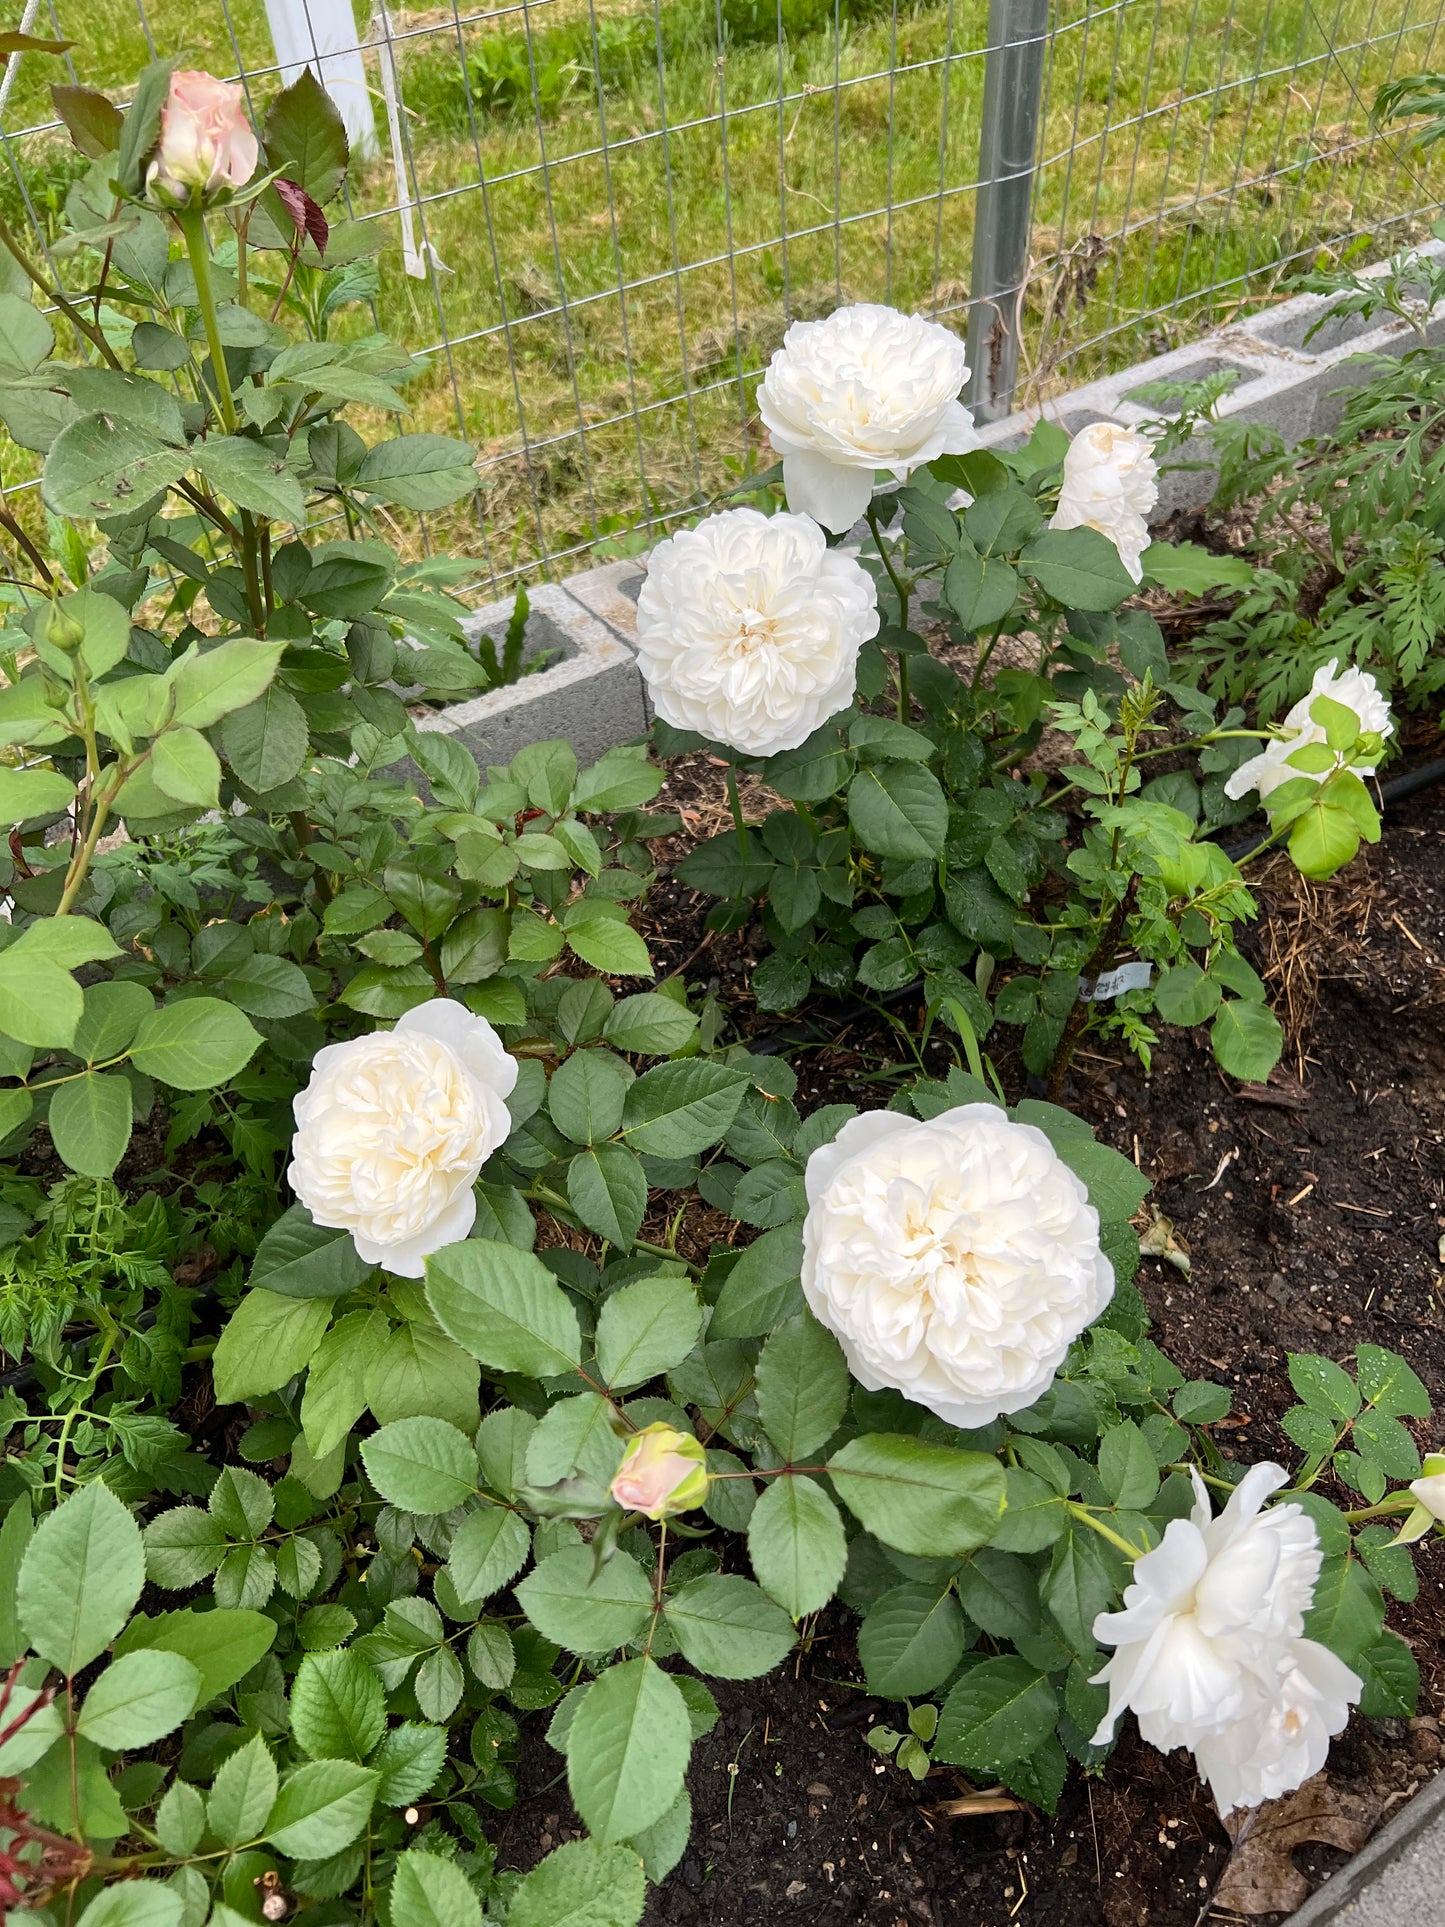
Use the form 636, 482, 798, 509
288, 1000, 518, 1277
1049, 422, 1159, 582
634, 507, 878, 755
1224, 658, 1394, 807
799, 1105, 1114, 1429
1091, 1462, 1361, 1815
756, 304, 976, 533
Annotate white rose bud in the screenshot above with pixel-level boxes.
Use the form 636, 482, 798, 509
288, 1000, 518, 1277
799, 1105, 1114, 1429
757, 304, 976, 533
1091, 1462, 1362, 1816
1410, 1458, 1445, 1520
634, 507, 878, 755
1224, 658, 1394, 809
1049, 422, 1159, 582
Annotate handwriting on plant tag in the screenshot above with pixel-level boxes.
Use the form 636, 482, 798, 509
1079, 961, 1154, 1002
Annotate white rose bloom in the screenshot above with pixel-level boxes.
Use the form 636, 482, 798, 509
1049, 422, 1159, 582
1224, 658, 1394, 806
1091, 1461, 1361, 1814
1193, 1640, 1362, 1815
288, 999, 518, 1278
634, 507, 878, 755
799, 1105, 1114, 1429
757, 304, 976, 534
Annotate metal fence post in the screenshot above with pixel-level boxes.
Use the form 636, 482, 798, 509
965, 0, 1050, 421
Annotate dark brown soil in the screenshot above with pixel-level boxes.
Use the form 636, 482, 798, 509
498, 768, 1445, 1923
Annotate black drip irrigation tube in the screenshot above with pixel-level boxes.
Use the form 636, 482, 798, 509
747, 754, 1445, 1062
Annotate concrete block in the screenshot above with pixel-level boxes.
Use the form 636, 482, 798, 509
412, 582, 649, 770
971, 238, 1445, 520
562, 558, 647, 657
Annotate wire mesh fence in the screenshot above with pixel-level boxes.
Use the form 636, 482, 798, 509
2, 0, 1445, 597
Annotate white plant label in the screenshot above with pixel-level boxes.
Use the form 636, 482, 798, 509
1079, 961, 1153, 1002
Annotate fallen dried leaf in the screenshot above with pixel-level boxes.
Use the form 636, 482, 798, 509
1213, 1773, 1382, 1915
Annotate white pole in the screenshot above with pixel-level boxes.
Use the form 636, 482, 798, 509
373, 0, 446, 281
263, 0, 378, 162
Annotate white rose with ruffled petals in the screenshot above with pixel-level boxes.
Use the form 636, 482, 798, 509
1091, 1462, 1361, 1814
288, 1000, 518, 1278
798, 1105, 1114, 1429
1193, 1639, 1362, 1814
757, 304, 976, 533
1049, 422, 1159, 582
634, 507, 878, 755
1224, 658, 1394, 808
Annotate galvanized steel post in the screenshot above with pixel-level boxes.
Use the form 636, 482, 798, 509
965, 0, 1051, 420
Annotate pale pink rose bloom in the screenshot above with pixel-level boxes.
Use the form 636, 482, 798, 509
148, 70, 259, 206
609, 1424, 708, 1521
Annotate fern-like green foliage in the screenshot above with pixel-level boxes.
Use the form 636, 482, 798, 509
1183, 344, 1445, 714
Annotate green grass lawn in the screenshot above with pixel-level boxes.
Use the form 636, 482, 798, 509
6, 0, 1445, 587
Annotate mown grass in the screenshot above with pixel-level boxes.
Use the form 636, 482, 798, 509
5, 0, 1445, 587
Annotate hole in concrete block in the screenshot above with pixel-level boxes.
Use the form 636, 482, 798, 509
1123, 357, 1242, 415
461, 600, 578, 672
1056, 408, 1123, 436
1251, 303, 1377, 356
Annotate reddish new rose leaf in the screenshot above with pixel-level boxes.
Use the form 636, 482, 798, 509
274, 178, 329, 257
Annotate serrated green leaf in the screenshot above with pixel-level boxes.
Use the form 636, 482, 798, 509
827, 1434, 1006, 1558
746, 1474, 846, 1618
754, 1312, 849, 1461
566, 1657, 691, 1842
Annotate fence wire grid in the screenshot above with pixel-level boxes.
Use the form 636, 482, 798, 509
3, 0, 1445, 596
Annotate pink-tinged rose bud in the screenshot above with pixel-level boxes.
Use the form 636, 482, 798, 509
610, 1423, 708, 1522
146, 70, 258, 209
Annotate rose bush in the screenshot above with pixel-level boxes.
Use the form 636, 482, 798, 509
661, 302, 1396, 1102
0, 42, 1435, 1924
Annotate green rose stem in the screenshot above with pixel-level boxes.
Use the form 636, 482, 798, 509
725, 765, 750, 859
176, 207, 273, 632
864, 499, 912, 722
524, 1182, 701, 1275
1065, 1501, 1147, 1561
1342, 1495, 1417, 1523
177, 203, 239, 436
